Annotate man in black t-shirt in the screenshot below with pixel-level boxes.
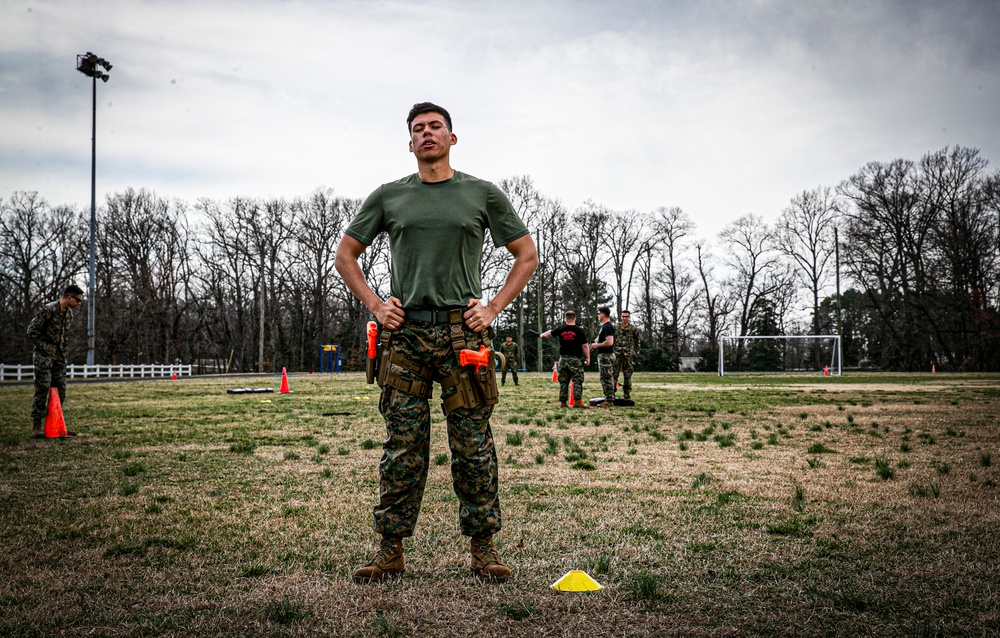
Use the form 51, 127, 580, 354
591, 306, 616, 406
540, 310, 590, 407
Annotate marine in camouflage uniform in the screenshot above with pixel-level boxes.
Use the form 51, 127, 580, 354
614, 311, 640, 399
593, 307, 617, 405
335, 102, 538, 583
540, 311, 589, 408
26, 285, 84, 437
499, 337, 520, 386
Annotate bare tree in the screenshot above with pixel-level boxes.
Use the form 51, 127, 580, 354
558, 200, 612, 337
194, 197, 259, 371
775, 186, 840, 365
0, 192, 85, 361
839, 158, 932, 369
286, 190, 348, 367
719, 213, 781, 339
101, 188, 193, 363
652, 206, 698, 355
599, 209, 643, 317
694, 241, 732, 361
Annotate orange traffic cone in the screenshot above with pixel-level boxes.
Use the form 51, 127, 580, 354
823, 365, 830, 376
551, 362, 558, 383
44, 387, 68, 438
931, 364, 936, 374
279, 367, 291, 393
568, 382, 575, 407
171, 373, 178, 380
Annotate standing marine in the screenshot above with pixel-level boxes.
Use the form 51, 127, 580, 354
540, 310, 590, 408
26, 284, 84, 438
591, 306, 616, 407
614, 309, 640, 400
334, 102, 538, 583
499, 336, 520, 386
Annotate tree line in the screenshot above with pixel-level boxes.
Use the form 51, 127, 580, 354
2, 145, 998, 373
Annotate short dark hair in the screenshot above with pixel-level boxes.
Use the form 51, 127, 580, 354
64, 284, 84, 297
407, 102, 452, 133
621, 310, 631, 315
598, 306, 611, 317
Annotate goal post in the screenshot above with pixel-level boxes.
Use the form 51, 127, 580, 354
717, 334, 842, 377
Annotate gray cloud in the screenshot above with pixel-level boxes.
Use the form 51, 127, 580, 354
2, 0, 998, 238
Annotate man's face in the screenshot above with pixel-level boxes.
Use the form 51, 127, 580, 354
598, 312, 608, 323
505, 337, 512, 343
408, 112, 456, 162
621, 312, 630, 326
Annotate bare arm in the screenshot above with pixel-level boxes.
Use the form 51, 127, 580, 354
592, 334, 615, 350
334, 234, 406, 330
583, 343, 591, 365
464, 234, 539, 333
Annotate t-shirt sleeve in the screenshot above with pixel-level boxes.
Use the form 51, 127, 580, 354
486, 183, 530, 248
344, 186, 385, 246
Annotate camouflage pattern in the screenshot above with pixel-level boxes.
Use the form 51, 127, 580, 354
499, 340, 520, 385
374, 319, 500, 539
614, 321, 639, 398
557, 356, 585, 403
614, 352, 634, 398
597, 352, 616, 401
616, 321, 640, 358
27, 301, 73, 421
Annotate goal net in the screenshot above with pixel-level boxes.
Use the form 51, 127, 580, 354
717, 335, 842, 376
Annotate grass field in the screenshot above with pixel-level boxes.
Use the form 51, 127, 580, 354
1, 372, 999, 637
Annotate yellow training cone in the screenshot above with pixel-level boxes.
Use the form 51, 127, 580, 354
550, 570, 604, 592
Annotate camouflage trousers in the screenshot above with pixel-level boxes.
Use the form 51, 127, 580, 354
557, 356, 585, 403
598, 352, 616, 401
501, 363, 518, 385
374, 320, 500, 539
614, 353, 633, 398
31, 350, 66, 421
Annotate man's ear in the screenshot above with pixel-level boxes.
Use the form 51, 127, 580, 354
408, 139, 414, 153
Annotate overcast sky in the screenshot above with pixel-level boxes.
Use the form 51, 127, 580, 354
2, 0, 998, 239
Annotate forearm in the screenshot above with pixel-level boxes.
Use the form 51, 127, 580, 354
334, 252, 382, 315
335, 235, 406, 329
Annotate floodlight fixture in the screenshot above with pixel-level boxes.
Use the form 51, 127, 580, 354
76, 52, 112, 82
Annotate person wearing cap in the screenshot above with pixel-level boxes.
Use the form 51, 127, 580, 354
26, 284, 84, 438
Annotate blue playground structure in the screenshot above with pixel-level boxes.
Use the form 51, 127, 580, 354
319, 344, 342, 373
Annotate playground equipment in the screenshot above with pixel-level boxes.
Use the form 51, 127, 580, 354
320, 344, 342, 373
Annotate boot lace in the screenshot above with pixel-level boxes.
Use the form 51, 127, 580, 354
473, 537, 500, 564
367, 537, 399, 565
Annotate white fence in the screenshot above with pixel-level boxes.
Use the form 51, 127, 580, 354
0, 363, 193, 382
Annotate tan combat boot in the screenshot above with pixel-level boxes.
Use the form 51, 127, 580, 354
471, 535, 511, 582
32, 418, 44, 439
352, 536, 405, 583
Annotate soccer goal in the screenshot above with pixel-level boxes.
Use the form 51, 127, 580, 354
717, 335, 842, 377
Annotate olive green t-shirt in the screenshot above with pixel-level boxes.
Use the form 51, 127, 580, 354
345, 171, 529, 309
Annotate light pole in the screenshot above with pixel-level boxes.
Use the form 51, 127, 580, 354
76, 52, 112, 368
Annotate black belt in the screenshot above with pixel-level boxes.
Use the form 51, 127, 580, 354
405, 308, 464, 324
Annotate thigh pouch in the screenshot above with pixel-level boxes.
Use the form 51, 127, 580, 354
376, 333, 433, 400
439, 311, 499, 416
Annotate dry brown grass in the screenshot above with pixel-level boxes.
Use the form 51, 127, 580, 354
1, 372, 998, 636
